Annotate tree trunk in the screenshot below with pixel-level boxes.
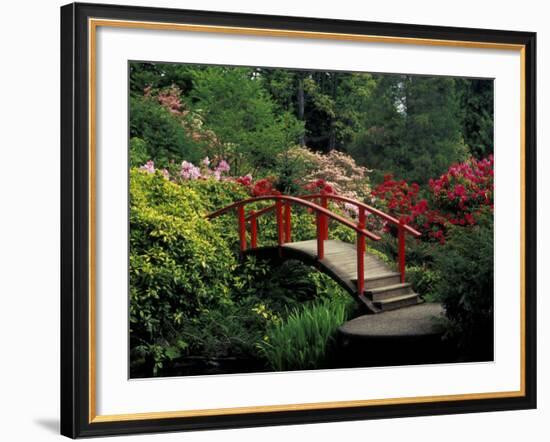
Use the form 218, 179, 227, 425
328, 73, 338, 150
297, 74, 305, 146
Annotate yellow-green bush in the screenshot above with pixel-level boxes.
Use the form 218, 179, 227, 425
181, 179, 250, 251
129, 170, 238, 374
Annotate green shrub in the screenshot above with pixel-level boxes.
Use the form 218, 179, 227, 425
190, 67, 304, 175
129, 169, 238, 375
433, 218, 493, 359
130, 95, 201, 165
129, 137, 150, 168
234, 258, 318, 308
176, 258, 354, 367
257, 297, 352, 371
407, 265, 442, 302
307, 270, 350, 301
372, 233, 437, 268
181, 179, 250, 251
175, 302, 270, 362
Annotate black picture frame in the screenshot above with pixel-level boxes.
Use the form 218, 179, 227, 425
60, 2, 537, 438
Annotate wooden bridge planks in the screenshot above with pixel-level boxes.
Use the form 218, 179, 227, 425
245, 239, 420, 313
282, 239, 393, 282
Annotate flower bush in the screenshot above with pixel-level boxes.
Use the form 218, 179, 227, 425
429, 155, 494, 217
303, 178, 335, 195
277, 145, 372, 201
144, 84, 220, 148
140, 157, 236, 184
130, 93, 203, 165
371, 156, 494, 243
250, 178, 280, 197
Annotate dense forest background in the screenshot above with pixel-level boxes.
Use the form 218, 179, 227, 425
130, 62, 493, 184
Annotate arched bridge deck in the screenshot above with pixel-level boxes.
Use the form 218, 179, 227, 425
246, 239, 420, 313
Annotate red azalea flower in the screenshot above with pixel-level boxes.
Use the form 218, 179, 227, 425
252, 179, 276, 196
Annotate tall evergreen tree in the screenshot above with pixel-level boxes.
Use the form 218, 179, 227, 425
455, 78, 494, 158
350, 75, 467, 184
191, 67, 304, 175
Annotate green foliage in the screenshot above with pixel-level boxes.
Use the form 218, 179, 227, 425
129, 62, 197, 96
456, 78, 494, 158
129, 95, 200, 166
371, 233, 437, 268
262, 70, 377, 151
349, 75, 468, 184
407, 266, 442, 302
181, 179, 250, 250
400, 76, 468, 183
129, 62, 493, 183
176, 258, 353, 368
129, 170, 238, 375
190, 67, 304, 174
257, 297, 352, 371
272, 145, 317, 194
175, 302, 270, 363
234, 258, 350, 314
235, 259, 317, 308
181, 179, 249, 212
433, 217, 494, 359
129, 137, 149, 168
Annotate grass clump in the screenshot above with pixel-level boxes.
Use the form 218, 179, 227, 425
257, 297, 351, 372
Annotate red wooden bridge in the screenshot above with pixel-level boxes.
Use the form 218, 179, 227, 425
208, 194, 422, 313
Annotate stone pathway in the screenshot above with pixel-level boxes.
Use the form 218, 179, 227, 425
335, 303, 454, 367
338, 303, 445, 339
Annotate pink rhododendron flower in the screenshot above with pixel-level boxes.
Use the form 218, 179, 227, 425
215, 160, 230, 173
180, 160, 201, 180
344, 203, 359, 216
140, 160, 155, 174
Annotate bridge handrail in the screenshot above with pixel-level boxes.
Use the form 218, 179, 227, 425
300, 194, 422, 238
245, 193, 421, 238
207, 193, 418, 292
207, 194, 381, 241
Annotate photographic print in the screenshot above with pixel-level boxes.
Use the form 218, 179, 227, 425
128, 62, 495, 379
61, 3, 535, 436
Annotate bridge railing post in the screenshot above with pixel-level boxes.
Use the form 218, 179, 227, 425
276, 199, 284, 247
356, 207, 366, 295
321, 196, 328, 240
284, 203, 291, 243
237, 205, 247, 252
316, 211, 325, 260
250, 210, 258, 249
398, 217, 406, 283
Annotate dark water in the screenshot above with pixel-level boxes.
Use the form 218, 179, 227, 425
131, 332, 490, 379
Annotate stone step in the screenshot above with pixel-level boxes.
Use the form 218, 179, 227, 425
363, 272, 401, 290
357, 294, 381, 313
367, 282, 414, 301
373, 293, 422, 311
